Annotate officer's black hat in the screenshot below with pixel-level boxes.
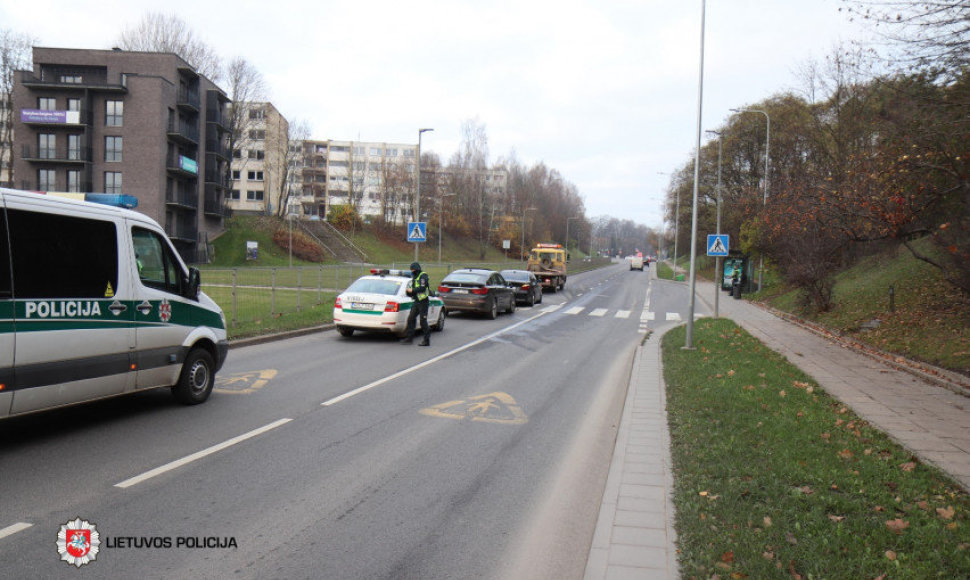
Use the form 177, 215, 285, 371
410, 261, 421, 272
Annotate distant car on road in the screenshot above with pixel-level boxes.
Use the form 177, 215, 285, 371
500, 269, 543, 307
630, 255, 644, 271
334, 269, 445, 338
437, 268, 516, 319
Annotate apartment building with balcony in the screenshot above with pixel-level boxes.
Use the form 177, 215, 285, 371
1, 94, 12, 188
12, 47, 231, 262
298, 139, 417, 223
227, 101, 289, 216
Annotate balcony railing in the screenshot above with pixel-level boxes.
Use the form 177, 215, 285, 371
166, 118, 199, 144
177, 88, 201, 111
165, 220, 197, 243
19, 70, 127, 93
21, 144, 92, 163
204, 186, 231, 217
18, 179, 93, 193
166, 186, 199, 209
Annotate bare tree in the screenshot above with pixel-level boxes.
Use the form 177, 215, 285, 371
0, 29, 34, 187
274, 119, 310, 217
841, 0, 970, 79
116, 12, 222, 80
223, 58, 268, 195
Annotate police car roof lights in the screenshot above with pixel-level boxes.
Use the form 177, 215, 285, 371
369, 268, 410, 277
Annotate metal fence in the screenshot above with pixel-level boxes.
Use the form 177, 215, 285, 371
200, 259, 609, 327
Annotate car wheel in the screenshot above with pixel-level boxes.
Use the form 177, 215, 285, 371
527, 292, 535, 307
506, 295, 516, 314
337, 326, 354, 337
433, 308, 445, 331
172, 348, 214, 405
536, 291, 542, 304
487, 298, 498, 320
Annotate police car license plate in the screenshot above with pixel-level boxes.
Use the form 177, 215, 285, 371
351, 302, 373, 310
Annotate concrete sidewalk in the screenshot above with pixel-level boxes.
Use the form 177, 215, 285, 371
585, 274, 970, 580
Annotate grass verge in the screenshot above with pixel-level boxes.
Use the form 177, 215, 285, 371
663, 318, 970, 579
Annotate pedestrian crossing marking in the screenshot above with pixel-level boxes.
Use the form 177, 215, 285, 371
542, 304, 563, 313
615, 310, 631, 319
565, 306, 585, 315
641, 312, 655, 321
589, 308, 608, 317
668, 312, 682, 321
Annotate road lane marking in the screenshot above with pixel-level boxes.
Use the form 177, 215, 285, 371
565, 307, 585, 315
541, 304, 563, 313
420, 392, 528, 425
322, 309, 551, 407
0, 522, 32, 540
214, 369, 278, 394
668, 313, 682, 321
589, 308, 608, 317
114, 418, 292, 489
615, 310, 631, 319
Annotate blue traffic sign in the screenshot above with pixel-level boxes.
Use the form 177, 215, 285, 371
706, 234, 729, 257
407, 222, 427, 243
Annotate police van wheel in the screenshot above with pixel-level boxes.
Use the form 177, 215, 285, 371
337, 326, 354, 337
173, 348, 215, 405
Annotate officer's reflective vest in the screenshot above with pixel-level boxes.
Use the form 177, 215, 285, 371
409, 272, 430, 301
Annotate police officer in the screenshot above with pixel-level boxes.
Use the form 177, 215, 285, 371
401, 261, 432, 346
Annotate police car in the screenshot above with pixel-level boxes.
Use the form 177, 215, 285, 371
333, 269, 445, 338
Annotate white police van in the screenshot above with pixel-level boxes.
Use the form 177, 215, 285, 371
0, 188, 228, 419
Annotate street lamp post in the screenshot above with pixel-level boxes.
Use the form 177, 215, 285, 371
437, 192, 456, 263
706, 129, 723, 318
414, 127, 433, 262
685, 0, 707, 350
731, 107, 769, 292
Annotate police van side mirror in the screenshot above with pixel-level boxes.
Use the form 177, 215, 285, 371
186, 267, 201, 300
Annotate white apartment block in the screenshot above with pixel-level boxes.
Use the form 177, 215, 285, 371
227, 102, 289, 215
298, 139, 417, 224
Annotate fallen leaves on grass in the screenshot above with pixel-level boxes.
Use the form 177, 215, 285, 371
886, 518, 910, 534
937, 506, 955, 520
886, 550, 897, 561
839, 449, 855, 460
899, 461, 917, 472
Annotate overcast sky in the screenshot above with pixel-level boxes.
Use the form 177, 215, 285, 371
2, 0, 875, 229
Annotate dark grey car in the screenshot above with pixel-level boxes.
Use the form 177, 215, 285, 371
437, 268, 516, 319
500, 269, 543, 307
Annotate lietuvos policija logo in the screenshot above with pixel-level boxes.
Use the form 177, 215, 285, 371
56, 518, 100, 567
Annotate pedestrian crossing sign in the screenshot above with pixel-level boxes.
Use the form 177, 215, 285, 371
706, 234, 729, 257
407, 222, 427, 243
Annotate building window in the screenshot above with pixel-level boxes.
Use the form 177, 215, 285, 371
247, 171, 264, 181
105, 172, 122, 194
231, 170, 241, 180
232, 149, 242, 159
229, 190, 240, 200
387, 148, 398, 157
38, 97, 56, 111
247, 190, 264, 201
38, 169, 56, 191
369, 147, 381, 156
60, 74, 82, 84
247, 150, 265, 161
249, 109, 266, 120
67, 98, 82, 112
106, 100, 123, 127
105, 136, 122, 162
68, 135, 82, 160
249, 130, 265, 140
38, 134, 56, 159
67, 170, 82, 193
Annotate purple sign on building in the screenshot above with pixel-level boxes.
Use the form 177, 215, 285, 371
21, 109, 69, 124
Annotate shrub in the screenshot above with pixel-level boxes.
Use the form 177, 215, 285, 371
272, 228, 326, 262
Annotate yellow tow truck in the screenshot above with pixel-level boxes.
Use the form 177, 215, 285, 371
527, 243, 567, 292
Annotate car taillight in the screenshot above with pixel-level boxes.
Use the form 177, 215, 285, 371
437, 286, 451, 293
385, 302, 400, 313
335, 297, 343, 308
470, 288, 489, 295
521, 284, 531, 291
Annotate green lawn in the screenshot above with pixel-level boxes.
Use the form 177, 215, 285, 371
663, 318, 970, 579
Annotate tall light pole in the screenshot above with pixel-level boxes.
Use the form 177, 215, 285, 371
414, 127, 433, 262
731, 107, 769, 292
521, 206, 537, 261
685, 0, 706, 350
437, 192, 455, 263
706, 129, 723, 318
566, 216, 579, 257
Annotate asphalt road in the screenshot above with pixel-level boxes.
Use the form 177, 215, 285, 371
0, 261, 693, 579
